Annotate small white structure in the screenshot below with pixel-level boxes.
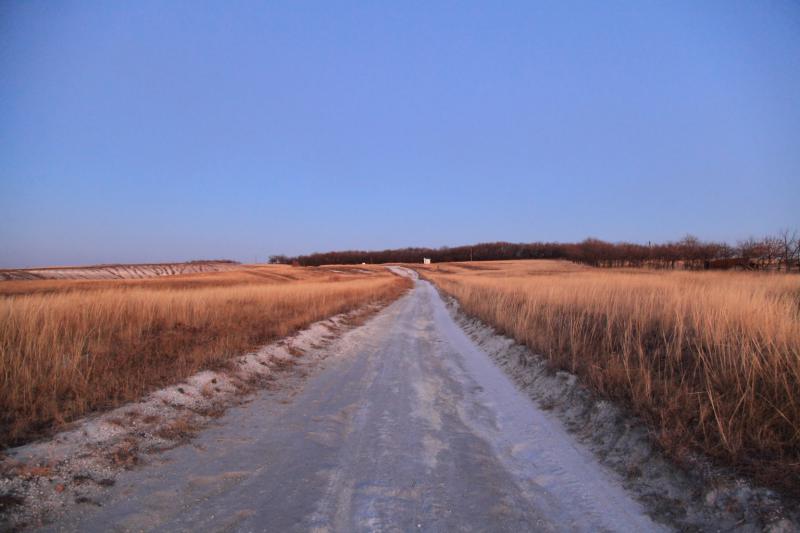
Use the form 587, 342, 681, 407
423, 258, 431, 265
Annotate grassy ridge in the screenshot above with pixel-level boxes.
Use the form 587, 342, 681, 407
0, 265, 409, 447
420, 260, 800, 493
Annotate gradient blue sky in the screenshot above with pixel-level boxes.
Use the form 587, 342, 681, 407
1, 1, 799, 267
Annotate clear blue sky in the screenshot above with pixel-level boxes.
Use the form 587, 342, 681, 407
1, 1, 798, 267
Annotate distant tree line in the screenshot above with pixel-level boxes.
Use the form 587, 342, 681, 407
270, 230, 800, 272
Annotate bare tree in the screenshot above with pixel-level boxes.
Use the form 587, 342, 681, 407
761, 236, 783, 270
778, 229, 799, 272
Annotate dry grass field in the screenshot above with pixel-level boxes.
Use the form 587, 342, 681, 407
0, 264, 409, 447
418, 260, 800, 492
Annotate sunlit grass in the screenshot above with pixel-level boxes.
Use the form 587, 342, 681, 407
421, 260, 800, 492
0, 265, 409, 446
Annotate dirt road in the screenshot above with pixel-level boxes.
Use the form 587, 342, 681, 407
49, 269, 662, 532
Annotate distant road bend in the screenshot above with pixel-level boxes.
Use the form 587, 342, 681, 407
53, 268, 663, 532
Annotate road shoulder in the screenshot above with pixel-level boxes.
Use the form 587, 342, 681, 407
440, 291, 798, 532
0, 302, 390, 531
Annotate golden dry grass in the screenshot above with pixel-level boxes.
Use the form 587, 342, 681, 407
0, 264, 409, 447
419, 260, 800, 493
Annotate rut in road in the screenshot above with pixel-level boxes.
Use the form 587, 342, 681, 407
49, 268, 663, 532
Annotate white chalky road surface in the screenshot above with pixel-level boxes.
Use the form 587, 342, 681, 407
50, 268, 664, 532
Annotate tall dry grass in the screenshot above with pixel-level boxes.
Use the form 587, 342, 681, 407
0, 267, 408, 447
421, 261, 800, 493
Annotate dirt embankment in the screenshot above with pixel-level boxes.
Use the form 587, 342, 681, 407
0, 261, 240, 281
